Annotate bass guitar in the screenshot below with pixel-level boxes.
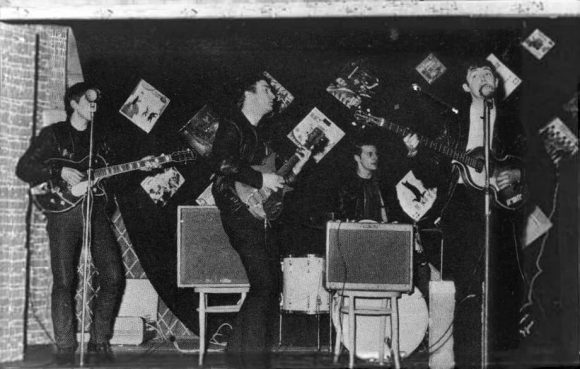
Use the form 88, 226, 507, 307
235, 127, 326, 221
30, 149, 196, 213
353, 110, 526, 210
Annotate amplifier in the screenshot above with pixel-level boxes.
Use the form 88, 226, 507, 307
177, 206, 248, 287
325, 221, 413, 292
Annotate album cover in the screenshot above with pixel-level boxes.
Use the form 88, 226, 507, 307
179, 104, 221, 157
396, 170, 438, 222
415, 53, 446, 84
326, 60, 379, 109
263, 71, 294, 113
486, 53, 522, 99
522, 28, 555, 60
538, 117, 578, 165
287, 107, 344, 163
140, 167, 185, 206
119, 79, 170, 133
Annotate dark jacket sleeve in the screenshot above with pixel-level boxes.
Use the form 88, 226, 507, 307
15, 127, 61, 185
211, 119, 263, 189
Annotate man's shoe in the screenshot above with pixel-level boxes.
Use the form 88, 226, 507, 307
86, 342, 115, 364
54, 347, 76, 366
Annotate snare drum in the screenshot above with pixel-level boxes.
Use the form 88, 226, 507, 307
281, 255, 330, 314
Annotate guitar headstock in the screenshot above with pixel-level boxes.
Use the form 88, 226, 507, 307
353, 109, 385, 128
169, 149, 197, 163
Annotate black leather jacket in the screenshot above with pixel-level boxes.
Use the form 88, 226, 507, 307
16, 120, 111, 186
211, 110, 268, 216
337, 174, 390, 222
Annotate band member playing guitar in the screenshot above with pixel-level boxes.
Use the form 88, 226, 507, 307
211, 72, 311, 369
16, 83, 159, 366
404, 60, 527, 368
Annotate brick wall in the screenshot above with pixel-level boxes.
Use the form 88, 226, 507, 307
0, 22, 38, 363
26, 24, 69, 346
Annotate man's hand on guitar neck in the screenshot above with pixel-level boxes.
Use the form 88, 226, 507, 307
61, 167, 83, 186
292, 146, 312, 175
139, 155, 162, 171
496, 169, 521, 190
262, 173, 285, 191
403, 133, 419, 157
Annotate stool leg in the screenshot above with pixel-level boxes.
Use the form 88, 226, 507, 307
316, 314, 321, 351
378, 299, 387, 366
349, 297, 355, 369
198, 292, 206, 367
333, 306, 342, 363
392, 297, 401, 369
279, 311, 283, 348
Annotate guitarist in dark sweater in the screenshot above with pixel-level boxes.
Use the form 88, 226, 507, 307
405, 59, 527, 368
211, 73, 311, 368
16, 82, 156, 366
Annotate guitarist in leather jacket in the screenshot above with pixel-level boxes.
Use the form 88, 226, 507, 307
211, 74, 311, 368
16, 83, 126, 365
405, 59, 527, 368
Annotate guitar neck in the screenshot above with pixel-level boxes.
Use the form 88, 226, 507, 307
377, 118, 482, 170
276, 154, 300, 177
94, 155, 170, 180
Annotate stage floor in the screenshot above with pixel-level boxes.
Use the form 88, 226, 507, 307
1, 339, 566, 369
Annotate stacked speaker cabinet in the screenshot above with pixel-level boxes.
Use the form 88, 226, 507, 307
177, 206, 248, 287
325, 221, 414, 292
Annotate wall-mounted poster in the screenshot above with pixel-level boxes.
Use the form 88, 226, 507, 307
140, 167, 185, 206
263, 71, 294, 113
538, 117, 578, 165
486, 53, 522, 99
522, 28, 555, 60
119, 79, 170, 133
287, 107, 344, 163
326, 60, 379, 110
415, 53, 446, 85
179, 105, 220, 157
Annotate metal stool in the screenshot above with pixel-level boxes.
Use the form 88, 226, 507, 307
194, 285, 249, 366
333, 290, 402, 369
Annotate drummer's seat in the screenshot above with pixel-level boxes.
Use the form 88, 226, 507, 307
333, 290, 402, 369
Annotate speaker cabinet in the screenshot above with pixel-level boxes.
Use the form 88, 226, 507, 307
177, 206, 248, 287
325, 221, 413, 292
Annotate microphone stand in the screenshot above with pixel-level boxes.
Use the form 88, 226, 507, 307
481, 96, 493, 369
79, 101, 97, 367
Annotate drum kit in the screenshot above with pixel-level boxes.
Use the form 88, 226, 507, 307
279, 253, 428, 360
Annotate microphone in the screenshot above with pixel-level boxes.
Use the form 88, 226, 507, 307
85, 88, 101, 103
411, 83, 459, 115
479, 85, 495, 98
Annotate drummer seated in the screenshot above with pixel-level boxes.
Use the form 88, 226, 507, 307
336, 141, 390, 223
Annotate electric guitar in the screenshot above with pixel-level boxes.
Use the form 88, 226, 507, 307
30, 149, 196, 213
234, 127, 327, 221
353, 110, 527, 210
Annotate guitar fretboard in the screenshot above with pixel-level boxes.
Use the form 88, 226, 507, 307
94, 155, 171, 179
364, 115, 483, 172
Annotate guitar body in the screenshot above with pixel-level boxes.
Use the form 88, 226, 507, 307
234, 154, 287, 221
31, 155, 108, 214
30, 150, 196, 214
453, 147, 526, 210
